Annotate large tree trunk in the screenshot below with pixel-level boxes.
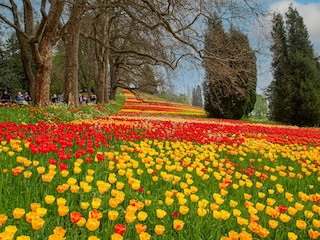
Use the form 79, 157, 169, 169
63, 0, 87, 107
29, 0, 65, 106
16, 33, 35, 98
96, 60, 107, 103
32, 43, 53, 106
64, 27, 80, 107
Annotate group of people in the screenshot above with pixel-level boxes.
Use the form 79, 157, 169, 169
79, 93, 97, 105
1, 90, 31, 105
1, 90, 99, 105
50, 93, 97, 105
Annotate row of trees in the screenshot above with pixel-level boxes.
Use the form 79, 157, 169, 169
0, 0, 263, 107
267, 4, 320, 127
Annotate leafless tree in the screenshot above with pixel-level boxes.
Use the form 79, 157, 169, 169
0, 0, 265, 106
0, 0, 64, 105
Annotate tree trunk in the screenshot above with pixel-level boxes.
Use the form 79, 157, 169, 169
109, 59, 118, 100
96, 59, 106, 103
33, 43, 53, 106
64, 27, 80, 107
29, 0, 65, 106
63, 0, 87, 107
16, 33, 35, 98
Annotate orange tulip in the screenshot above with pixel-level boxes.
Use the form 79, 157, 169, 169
89, 209, 103, 220
135, 223, 147, 233
70, 211, 82, 223
0, 214, 8, 225
309, 229, 320, 239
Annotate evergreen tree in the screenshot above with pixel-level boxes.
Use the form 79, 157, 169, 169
269, 13, 289, 122
203, 17, 257, 119
0, 33, 25, 95
191, 85, 203, 107
269, 4, 320, 126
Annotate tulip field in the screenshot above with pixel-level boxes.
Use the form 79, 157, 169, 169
0, 89, 320, 240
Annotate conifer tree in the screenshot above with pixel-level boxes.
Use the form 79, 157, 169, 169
269, 4, 320, 126
192, 85, 203, 107
269, 13, 288, 122
203, 17, 257, 119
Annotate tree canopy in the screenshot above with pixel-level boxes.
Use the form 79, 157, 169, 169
268, 4, 320, 127
203, 17, 257, 119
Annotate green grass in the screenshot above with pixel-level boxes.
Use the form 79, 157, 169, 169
0, 90, 125, 124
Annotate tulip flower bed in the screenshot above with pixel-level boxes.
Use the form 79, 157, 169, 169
118, 90, 207, 117
0, 90, 320, 240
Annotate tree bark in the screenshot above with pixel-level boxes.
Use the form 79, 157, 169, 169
109, 58, 118, 100
63, 0, 87, 107
32, 41, 53, 106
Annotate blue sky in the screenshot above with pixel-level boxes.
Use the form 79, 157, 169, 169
173, 0, 320, 96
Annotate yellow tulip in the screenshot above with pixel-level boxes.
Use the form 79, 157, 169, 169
156, 209, 167, 219
197, 208, 207, 217
139, 232, 151, 240
125, 212, 136, 223
229, 200, 238, 208
56, 198, 67, 206
304, 210, 314, 219
173, 219, 184, 231
137, 211, 148, 221
116, 182, 125, 190
16, 236, 31, 240
31, 217, 45, 230
237, 217, 248, 225
311, 219, 320, 228
288, 232, 298, 240
294, 202, 304, 211
213, 211, 221, 219
268, 220, 278, 229
279, 213, 291, 223
86, 218, 100, 231
36, 208, 47, 217
154, 225, 165, 235
220, 210, 231, 220
286, 208, 296, 219
296, 219, 307, 230
80, 202, 89, 210
58, 206, 69, 217
12, 208, 25, 219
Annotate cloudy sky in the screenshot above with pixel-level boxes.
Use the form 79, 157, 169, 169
174, 0, 320, 96
255, 0, 320, 93
269, 0, 320, 52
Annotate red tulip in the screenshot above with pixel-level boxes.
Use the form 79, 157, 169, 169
278, 205, 287, 213
114, 223, 126, 235
70, 211, 82, 223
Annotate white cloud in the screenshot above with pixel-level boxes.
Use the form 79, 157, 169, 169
269, 1, 320, 54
